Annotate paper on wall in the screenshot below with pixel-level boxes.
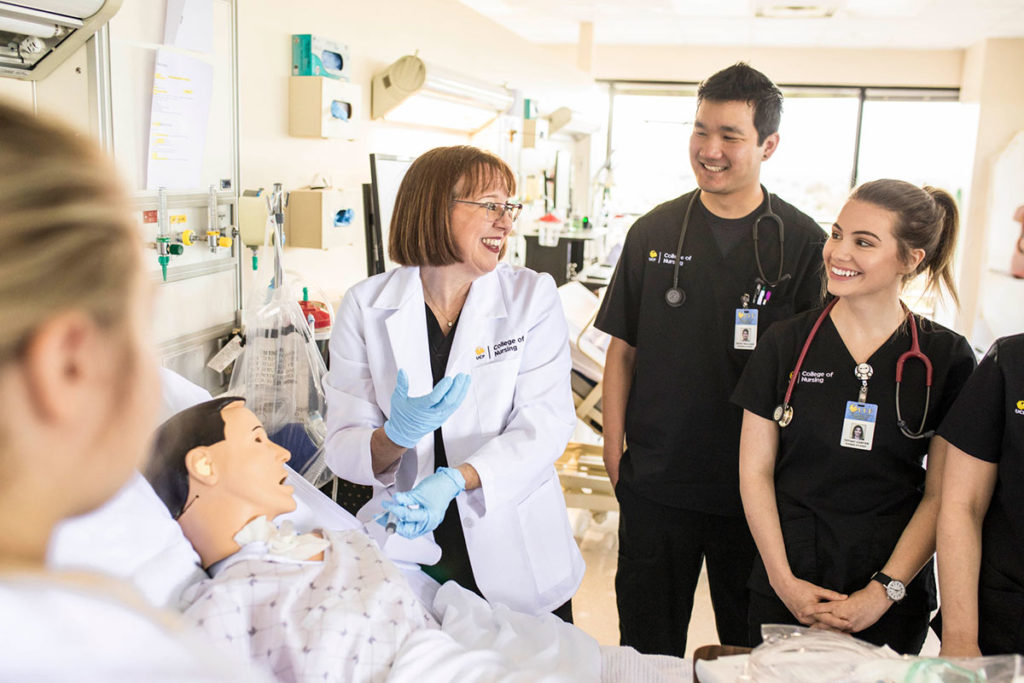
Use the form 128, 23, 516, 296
146, 48, 214, 190
164, 0, 214, 54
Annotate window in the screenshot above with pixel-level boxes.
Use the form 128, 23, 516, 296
604, 83, 977, 320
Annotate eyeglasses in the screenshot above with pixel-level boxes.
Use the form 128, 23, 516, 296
453, 199, 523, 223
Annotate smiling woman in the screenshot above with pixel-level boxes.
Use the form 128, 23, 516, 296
733, 178, 977, 654
324, 145, 585, 620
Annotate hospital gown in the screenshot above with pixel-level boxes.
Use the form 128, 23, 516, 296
181, 528, 437, 683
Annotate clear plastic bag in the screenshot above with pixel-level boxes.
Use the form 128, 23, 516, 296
228, 187, 333, 488
744, 625, 1024, 683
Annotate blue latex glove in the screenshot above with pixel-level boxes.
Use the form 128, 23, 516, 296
379, 467, 466, 539
383, 369, 471, 448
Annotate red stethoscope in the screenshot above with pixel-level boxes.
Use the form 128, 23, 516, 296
772, 298, 935, 439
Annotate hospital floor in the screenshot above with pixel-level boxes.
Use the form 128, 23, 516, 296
567, 508, 941, 659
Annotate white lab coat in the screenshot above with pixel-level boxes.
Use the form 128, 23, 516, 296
324, 263, 584, 615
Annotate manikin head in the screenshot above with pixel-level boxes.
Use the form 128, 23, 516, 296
144, 398, 295, 567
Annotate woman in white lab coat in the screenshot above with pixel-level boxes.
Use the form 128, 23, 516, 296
0, 102, 247, 679
325, 146, 584, 619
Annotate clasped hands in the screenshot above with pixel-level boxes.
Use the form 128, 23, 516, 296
775, 574, 892, 635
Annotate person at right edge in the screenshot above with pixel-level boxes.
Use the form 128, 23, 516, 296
935, 332, 1024, 657
594, 62, 826, 656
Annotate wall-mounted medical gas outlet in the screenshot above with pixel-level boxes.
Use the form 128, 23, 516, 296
285, 189, 355, 250
289, 76, 361, 140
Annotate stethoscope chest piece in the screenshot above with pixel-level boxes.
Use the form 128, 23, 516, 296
665, 287, 686, 307
774, 404, 794, 427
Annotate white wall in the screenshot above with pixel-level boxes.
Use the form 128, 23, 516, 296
957, 38, 1024, 344
0, 78, 32, 109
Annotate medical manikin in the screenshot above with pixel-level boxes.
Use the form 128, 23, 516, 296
144, 398, 602, 683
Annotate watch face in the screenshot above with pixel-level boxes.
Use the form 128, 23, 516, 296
886, 581, 906, 602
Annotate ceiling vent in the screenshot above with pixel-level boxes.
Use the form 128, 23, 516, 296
754, 1, 842, 18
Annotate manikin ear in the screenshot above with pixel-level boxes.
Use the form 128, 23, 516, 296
22, 311, 102, 424
185, 447, 218, 486
760, 132, 780, 161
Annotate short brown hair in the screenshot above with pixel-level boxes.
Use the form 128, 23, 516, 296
388, 145, 516, 266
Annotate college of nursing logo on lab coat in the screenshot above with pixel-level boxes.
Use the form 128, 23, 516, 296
474, 335, 526, 362
1016, 399, 1024, 416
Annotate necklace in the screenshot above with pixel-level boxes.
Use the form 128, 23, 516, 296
424, 292, 461, 328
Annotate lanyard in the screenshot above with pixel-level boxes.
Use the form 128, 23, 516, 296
773, 299, 934, 439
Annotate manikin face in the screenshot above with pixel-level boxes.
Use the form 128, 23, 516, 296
204, 402, 296, 521
823, 199, 924, 302
689, 99, 778, 201
449, 178, 514, 279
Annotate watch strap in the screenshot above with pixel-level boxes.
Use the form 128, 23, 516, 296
872, 571, 895, 587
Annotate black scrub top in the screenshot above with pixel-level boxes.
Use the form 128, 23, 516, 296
420, 305, 482, 597
732, 307, 976, 615
938, 334, 1024, 596
595, 190, 826, 515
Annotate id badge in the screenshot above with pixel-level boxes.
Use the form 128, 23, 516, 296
841, 401, 877, 451
734, 308, 758, 350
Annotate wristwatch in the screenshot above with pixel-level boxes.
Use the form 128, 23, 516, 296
872, 572, 906, 602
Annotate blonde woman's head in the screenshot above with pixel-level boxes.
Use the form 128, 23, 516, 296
0, 101, 159, 554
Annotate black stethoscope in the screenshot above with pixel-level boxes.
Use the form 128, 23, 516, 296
665, 185, 787, 307
773, 298, 935, 440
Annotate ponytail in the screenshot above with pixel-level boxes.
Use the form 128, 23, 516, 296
922, 186, 959, 307
850, 179, 960, 307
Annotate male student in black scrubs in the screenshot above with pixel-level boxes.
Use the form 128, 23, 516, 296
937, 333, 1024, 657
595, 63, 826, 656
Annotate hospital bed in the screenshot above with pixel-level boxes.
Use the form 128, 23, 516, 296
558, 282, 617, 537
46, 369, 688, 683
559, 281, 608, 436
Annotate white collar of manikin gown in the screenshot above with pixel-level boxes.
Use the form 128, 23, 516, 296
207, 516, 331, 577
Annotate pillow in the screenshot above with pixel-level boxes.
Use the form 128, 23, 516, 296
48, 472, 206, 609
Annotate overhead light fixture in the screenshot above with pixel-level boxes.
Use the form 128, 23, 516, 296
754, 1, 842, 18
371, 55, 515, 135
0, 0, 122, 79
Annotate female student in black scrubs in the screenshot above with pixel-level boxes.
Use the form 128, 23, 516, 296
732, 179, 976, 653
936, 333, 1024, 657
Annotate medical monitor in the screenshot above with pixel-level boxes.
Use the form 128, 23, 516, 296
365, 153, 413, 276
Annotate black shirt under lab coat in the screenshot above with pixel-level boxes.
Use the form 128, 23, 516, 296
938, 333, 1024, 653
732, 308, 976, 616
420, 305, 481, 596
595, 190, 826, 515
